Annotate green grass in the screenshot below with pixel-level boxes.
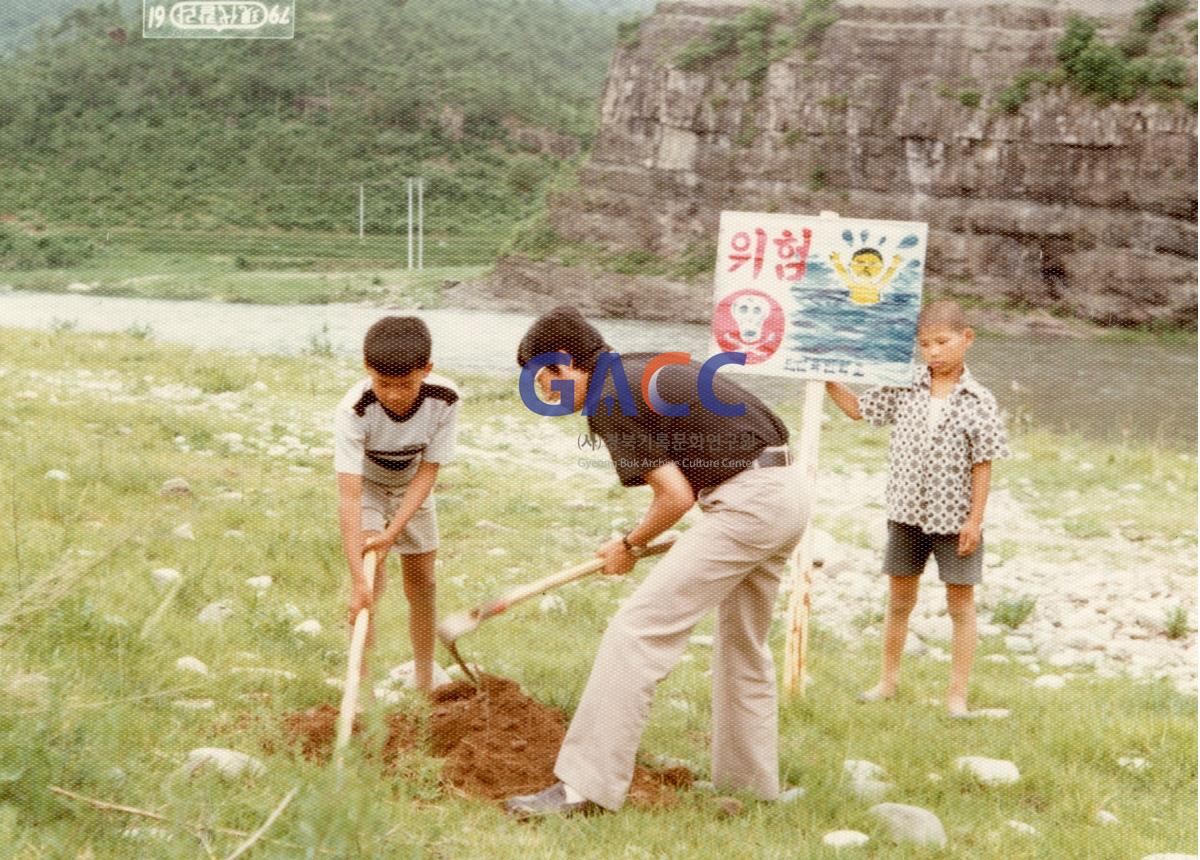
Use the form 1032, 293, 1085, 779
0, 328, 1194, 858
0, 231, 488, 306
992, 597, 1037, 629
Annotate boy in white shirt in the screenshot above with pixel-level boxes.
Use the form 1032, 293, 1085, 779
333, 316, 458, 693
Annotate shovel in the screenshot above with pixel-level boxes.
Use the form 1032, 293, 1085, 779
335, 550, 377, 762
437, 533, 677, 682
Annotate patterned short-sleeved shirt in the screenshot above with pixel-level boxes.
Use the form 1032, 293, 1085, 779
859, 366, 1010, 534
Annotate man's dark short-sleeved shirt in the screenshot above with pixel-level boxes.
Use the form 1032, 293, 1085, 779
585, 353, 788, 493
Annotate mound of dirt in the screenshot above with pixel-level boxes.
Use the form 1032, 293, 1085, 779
274, 673, 692, 808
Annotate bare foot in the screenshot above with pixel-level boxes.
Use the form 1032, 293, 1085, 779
946, 696, 970, 717
857, 683, 897, 702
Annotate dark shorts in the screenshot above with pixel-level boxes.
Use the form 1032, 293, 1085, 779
882, 520, 982, 585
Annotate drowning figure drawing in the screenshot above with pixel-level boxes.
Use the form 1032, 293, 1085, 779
829, 247, 903, 305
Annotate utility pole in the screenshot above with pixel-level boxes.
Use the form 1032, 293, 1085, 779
417, 176, 424, 270
358, 184, 365, 243
406, 177, 414, 270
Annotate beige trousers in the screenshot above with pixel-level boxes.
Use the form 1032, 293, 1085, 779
555, 463, 809, 810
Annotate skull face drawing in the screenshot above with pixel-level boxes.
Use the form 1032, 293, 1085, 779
729, 293, 772, 343
712, 289, 784, 365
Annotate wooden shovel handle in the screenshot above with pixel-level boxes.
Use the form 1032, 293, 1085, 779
335, 550, 377, 757
478, 535, 675, 622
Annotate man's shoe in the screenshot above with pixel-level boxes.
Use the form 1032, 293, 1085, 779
504, 782, 597, 819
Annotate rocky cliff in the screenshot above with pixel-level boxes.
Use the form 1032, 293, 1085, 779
503, 0, 1197, 327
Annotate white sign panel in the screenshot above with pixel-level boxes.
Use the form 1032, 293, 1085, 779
708, 211, 928, 386
143, 1, 295, 39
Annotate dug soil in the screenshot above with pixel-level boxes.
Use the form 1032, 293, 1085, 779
273, 673, 693, 808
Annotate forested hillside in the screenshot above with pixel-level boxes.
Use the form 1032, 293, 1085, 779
0, 0, 628, 242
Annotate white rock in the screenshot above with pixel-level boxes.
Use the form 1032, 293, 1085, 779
160, 477, 191, 497
983, 654, 1011, 664
955, 756, 1020, 785
4, 673, 50, 697
384, 660, 452, 690
1004, 635, 1034, 653
539, 594, 566, 614
184, 748, 264, 780
1007, 820, 1037, 835
909, 615, 952, 641
445, 662, 485, 680
1095, 809, 1119, 825
689, 634, 715, 648
175, 656, 208, 675
474, 519, 513, 531
244, 575, 272, 591
903, 636, 927, 656
228, 667, 295, 680
197, 600, 234, 624
777, 786, 806, 804
44, 469, 70, 482
282, 603, 304, 620
1117, 756, 1150, 771
372, 685, 405, 706
151, 567, 182, 588
1046, 650, 1086, 669
223, 529, 245, 539
844, 760, 893, 800
173, 522, 196, 541
173, 699, 215, 710
293, 619, 322, 637
810, 528, 837, 565
121, 826, 173, 842
1033, 674, 1066, 689
972, 708, 1011, 720
650, 755, 700, 774
985, 552, 1002, 568
823, 830, 870, 848
487, 547, 508, 557
868, 803, 947, 847
66, 282, 93, 293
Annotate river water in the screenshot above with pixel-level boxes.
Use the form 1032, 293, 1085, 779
1, 291, 1194, 448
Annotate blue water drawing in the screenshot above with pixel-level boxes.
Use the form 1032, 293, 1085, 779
788, 247, 923, 384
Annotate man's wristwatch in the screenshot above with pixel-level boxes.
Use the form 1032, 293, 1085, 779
621, 532, 646, 557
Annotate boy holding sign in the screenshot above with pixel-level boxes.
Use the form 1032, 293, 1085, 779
825, 300, 1009, 716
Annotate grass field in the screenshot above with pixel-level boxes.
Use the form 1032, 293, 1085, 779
0, 227, 495, 306
0, 328, 1194, 858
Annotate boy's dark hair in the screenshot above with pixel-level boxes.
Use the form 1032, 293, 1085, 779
917, 299, 968, 332
851, 248, 884, 264
364, 316, 431, 376
517, 305, 609, 372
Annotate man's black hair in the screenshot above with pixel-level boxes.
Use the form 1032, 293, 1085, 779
364, 316, 431, 376
517, 305, 609, 372
852, 247, 884, 264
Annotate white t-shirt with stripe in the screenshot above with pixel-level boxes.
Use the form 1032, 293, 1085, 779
333, 374, 459, 488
